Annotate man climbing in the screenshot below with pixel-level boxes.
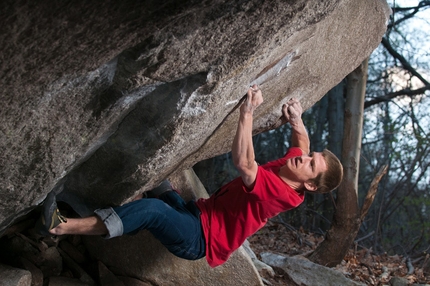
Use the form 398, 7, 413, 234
38, 84, 343, 267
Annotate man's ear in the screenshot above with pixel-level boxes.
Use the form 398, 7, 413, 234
304, 180, 317, 192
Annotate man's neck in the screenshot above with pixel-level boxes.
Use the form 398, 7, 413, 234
278, 172, 303, 193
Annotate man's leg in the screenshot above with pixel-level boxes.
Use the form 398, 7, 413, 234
37, 180, 172, 235
51, 191, 205, 260
50, 194, 185, 238
49, 216, 107, 236
38, 181, 205, 260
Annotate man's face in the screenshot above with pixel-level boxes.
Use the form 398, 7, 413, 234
280, 152, 328, 185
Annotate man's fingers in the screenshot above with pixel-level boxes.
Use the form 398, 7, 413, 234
283, 99, 302, 121
285, 98, 302, 113
288, 105, 298, 118
250, 84, 259, 90
247, 84, 260, 98
282, 104, 290, 119
249, 84, 259, 93
245, 84, 263, 108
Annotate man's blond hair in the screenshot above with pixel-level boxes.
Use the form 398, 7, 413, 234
310, 149, 343, 194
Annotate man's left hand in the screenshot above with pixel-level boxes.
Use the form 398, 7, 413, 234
241, 84, 263, 114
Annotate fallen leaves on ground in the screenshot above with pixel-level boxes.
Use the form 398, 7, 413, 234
248, 220, 430, 285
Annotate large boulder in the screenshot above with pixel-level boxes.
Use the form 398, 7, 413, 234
0, 0, 390, 283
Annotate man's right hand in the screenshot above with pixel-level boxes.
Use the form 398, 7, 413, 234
282, 98, 303, 128
282, 98, 310, 153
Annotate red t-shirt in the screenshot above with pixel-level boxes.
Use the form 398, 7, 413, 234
195, 147, 305, 267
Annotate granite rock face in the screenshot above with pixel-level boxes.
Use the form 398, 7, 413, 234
1, 0, 389, 235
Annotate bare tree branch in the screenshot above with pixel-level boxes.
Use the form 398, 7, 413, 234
381, 38, 430, 87
355, 231, 375, 244
389, 1, 430, 28
364, 85, 430, 108
360, 165, 388, 221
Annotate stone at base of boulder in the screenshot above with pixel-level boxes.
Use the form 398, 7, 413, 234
0, 264, 32, 286
48, 276, 88, 286
117, 276, 152, 286
98, 261, 125, 286
19, 258, 43, 286
242, 240, 275, 277
261, 252, 366, 286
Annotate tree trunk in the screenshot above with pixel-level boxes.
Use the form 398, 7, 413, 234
327, 80, 345, 156
308, 97, 328, 230
322, 80, 345, 230
308, 59, 368, 267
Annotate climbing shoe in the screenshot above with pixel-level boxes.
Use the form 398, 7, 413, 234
35, 191, 67, 235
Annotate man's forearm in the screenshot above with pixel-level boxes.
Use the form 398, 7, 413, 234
232, 112, 255, 170
232, 85, 262, 187
290, 118, 310, 154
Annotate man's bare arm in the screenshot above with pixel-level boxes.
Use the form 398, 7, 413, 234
282, 98, 310, 154
232, 85, 263, 188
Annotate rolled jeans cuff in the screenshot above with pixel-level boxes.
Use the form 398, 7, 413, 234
94, 207, 123, 239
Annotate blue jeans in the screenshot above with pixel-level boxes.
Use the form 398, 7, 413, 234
94, 191, 206, 261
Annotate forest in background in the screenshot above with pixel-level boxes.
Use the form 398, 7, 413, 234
194, 0, 430, 261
